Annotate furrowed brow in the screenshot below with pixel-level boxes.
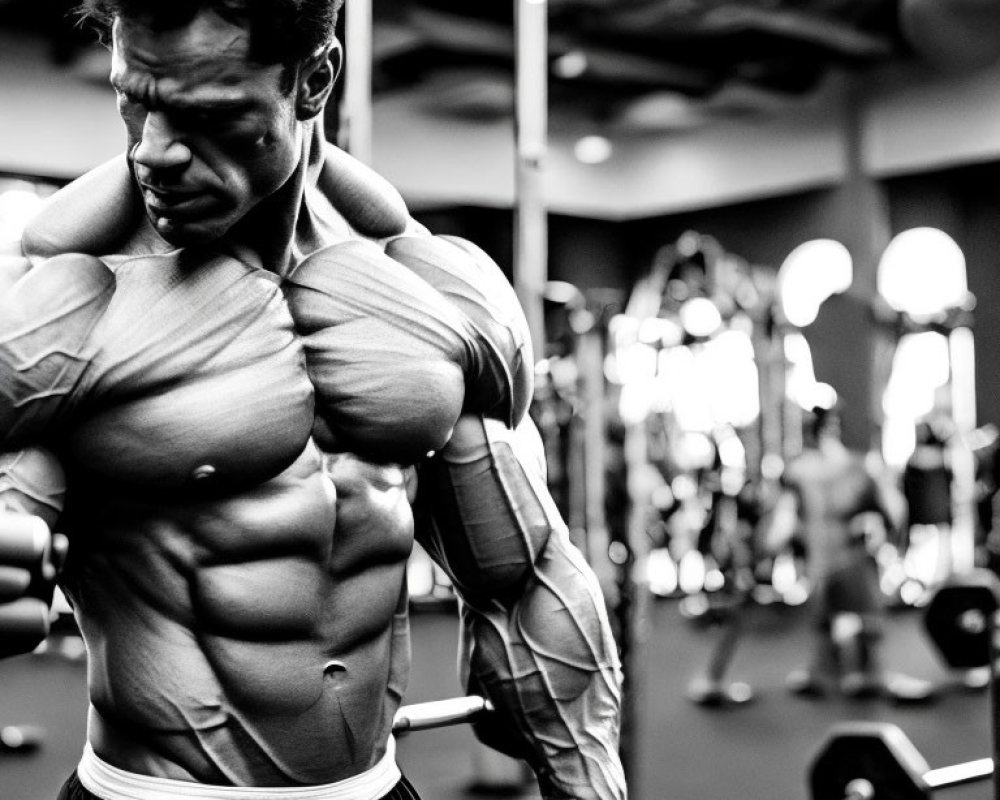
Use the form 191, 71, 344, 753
111, 77, 250, 114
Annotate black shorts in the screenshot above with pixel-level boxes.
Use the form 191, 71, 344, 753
57, 770, 423, 800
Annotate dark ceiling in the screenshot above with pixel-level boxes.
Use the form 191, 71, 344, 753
0, 0, 942, 133
370, 0, 907, 126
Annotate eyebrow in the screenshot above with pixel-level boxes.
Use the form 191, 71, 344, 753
111, 79, 253, 113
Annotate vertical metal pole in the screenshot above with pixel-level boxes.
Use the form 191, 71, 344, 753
339, 0, 373, 163
565, 387, 589, 555
837, 74, 892, 450
781, 333, 803, 462
579, 314, 613, 585
756, 317, 783, 472
991, 609, 1000, 800
950, 326, 978, 574
514, 0, 548, 359
621, 418, 652, 797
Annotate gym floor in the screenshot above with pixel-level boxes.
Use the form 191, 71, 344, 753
0, 599, 990, 800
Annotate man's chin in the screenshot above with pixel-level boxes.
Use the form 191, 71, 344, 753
148, 214, 229, 247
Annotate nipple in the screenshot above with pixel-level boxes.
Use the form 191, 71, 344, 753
324, 660, 347, 678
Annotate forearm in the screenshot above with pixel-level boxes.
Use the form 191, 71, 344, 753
417, 415, 625, 799
460, 529, 625, 800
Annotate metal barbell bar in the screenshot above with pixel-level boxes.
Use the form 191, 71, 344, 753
391, 695, 494, 735
809, 721, 994, 800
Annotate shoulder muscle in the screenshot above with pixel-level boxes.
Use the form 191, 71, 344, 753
318, 144, 411, 240
384, 233, 534, 426
21, 156, 144, 262
0, 254, 115, 448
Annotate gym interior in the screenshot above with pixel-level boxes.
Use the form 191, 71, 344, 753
4, 1, 1000, 799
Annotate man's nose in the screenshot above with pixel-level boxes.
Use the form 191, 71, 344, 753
133, 112, 192, 172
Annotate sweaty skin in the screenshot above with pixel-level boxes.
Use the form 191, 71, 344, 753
0, 9, 624, 800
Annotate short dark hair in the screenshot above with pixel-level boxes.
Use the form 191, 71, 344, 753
77, 0, 341, 69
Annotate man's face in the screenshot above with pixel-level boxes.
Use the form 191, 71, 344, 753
110, 11, 301, 245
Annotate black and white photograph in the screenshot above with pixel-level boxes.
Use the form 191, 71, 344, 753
1, 2, 1000, 798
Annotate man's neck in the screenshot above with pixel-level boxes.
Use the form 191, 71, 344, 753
220, 119, 334, 276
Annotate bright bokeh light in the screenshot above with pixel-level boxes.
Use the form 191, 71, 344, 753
574, 135, 613, 165
700, 331, 760, 427
703, 566, 726, 592
877, 227, 967, 320
678, 297, 722, 338
647, 548, 678, 597
777, 239, 853, 327
784, 332, 813, 366
0, 188, 45, 244
613, 341, 658, 385
784, 331, 837, 412
637, 316, 683, 347
760, 452, 784, 481
783, 332, 826, 410
543, 280, 583, 305
618, 380, 655, 425
807, 382, 839, 411
718, 432, 746, 470
881, 331, 951, 466
676, 431, 715, 469
677, 549, 706, 595
553, 50, 588, 79
771, 551, 800, 597
883, 418, 918, 470
663, 347, 714, 431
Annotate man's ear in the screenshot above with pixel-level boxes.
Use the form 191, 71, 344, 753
296, 41, 342, 120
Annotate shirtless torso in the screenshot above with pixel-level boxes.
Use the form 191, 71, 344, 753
0, 144, 467, 780
782, 441, 887, 579
0, 122, 623, 800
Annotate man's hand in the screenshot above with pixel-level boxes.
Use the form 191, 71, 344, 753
0, 509, 62, 658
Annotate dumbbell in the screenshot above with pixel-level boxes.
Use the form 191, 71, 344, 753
392, 695, 494, 734
809, 721, 993, 800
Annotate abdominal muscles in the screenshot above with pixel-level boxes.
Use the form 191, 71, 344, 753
66, 444, 416, 786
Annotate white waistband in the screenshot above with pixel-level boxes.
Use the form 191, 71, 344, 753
77, 737, 401, 800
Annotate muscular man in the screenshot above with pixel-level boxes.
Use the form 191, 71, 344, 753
763, 404, 929, 701
0, 2, 625, 799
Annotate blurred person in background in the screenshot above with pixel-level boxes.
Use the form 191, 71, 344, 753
763, 404, 932, 701
903, 418, 955, 591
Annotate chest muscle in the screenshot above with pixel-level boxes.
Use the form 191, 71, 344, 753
67, 253, 314, 490
284, 240, 471, 464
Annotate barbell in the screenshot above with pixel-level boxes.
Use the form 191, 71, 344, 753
923, 569, 1000, 670
809, 721, 993, 800
391, 695, 494, 734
